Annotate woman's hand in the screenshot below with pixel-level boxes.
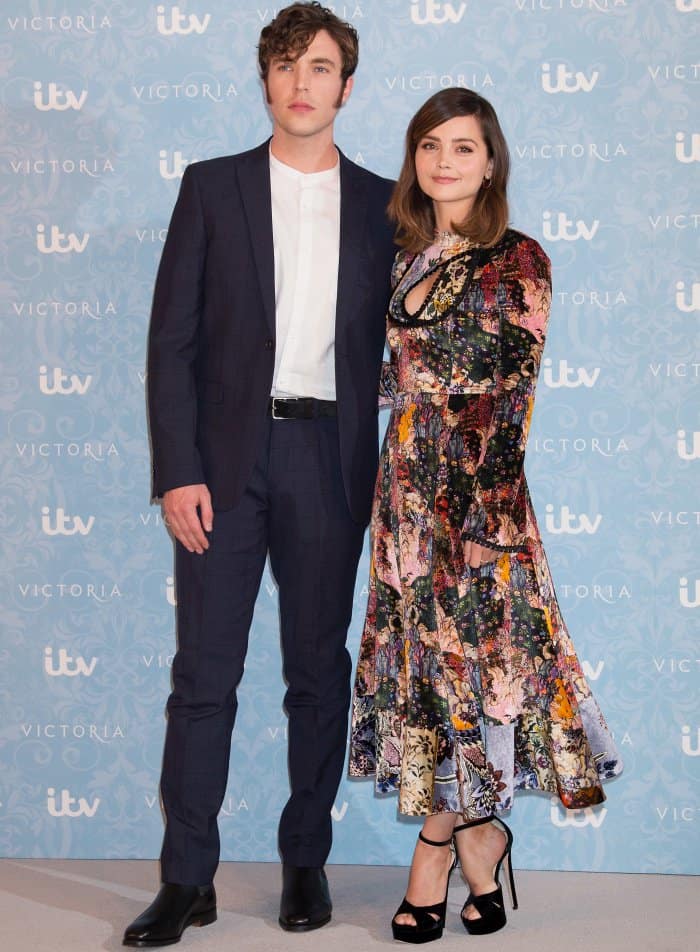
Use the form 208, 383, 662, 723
464, 540, 499, 569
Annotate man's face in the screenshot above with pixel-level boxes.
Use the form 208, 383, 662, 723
265, 29, 353, 142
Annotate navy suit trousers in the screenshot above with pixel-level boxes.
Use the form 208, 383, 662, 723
159, 415, 366, 884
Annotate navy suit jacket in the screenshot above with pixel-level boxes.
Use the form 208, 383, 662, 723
147, 140, 396, 525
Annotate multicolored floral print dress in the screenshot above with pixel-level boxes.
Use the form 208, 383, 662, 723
349, 229, 622, 819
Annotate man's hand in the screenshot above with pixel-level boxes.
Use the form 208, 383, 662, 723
162, 484, 213, 554
464, 540, 499, 570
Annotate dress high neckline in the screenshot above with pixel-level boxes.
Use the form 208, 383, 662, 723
434, 230, 474, 250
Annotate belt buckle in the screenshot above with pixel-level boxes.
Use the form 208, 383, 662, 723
271, 397, 285, 420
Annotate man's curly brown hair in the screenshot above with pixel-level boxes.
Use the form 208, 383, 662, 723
258, 2, 359, 83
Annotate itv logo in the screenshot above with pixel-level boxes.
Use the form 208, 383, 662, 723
410, 0, 467, 25
156, 5, 211, 34
44, 646, 97, 677
47, 787, 100, 818
159, 149, 191, 180
550, 799, 607, 828
541, 63, 599, 94
36, 224, 89, 254
675, 132, 700, 163
681, 726, 700, 756
166, 575, 177, 607
679, 577, 700, 609
33, 81, 87, 111
39, 366, 92, 396
676, 0, 700, 11
41, 507, 95, 536
582, 660, 605, 682
677, 429, 700, 460
542, 211, 599, 242
331, 801, 349, 822
544, 505, 602, 535
542, 358, 600, 389
675, 281, 700, 312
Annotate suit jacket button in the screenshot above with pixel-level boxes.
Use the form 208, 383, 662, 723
265, 339, 273, 350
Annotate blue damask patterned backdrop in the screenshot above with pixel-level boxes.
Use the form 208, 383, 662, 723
0, 0, 698, 875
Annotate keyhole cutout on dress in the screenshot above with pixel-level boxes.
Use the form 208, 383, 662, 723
404, 271, 442, 317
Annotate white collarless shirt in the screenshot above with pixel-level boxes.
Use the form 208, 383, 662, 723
269, 148, 341, 400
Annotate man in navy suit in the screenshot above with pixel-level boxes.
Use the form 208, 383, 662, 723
123, 3, 395, 946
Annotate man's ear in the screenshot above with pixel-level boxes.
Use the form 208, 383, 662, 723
340, 75, 354, 107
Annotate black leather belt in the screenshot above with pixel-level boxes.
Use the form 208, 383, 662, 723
268, 397, 337, 420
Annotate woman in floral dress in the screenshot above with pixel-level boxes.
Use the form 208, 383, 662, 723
349, 88, 621, 943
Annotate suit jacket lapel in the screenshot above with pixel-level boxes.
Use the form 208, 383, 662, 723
238, 140, 276, 336
336, 151, 369, 342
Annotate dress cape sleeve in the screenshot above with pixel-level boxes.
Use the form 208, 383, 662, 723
462, 236, 552, 550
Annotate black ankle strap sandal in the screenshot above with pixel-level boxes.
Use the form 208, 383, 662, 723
391, 831, 456, 944
453, 816, 518, 935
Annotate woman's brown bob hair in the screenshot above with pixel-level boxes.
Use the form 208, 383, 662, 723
258, 2, 359, 83
389, 88, 510, 251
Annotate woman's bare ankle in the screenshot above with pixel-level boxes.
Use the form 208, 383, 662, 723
394, 815, 458, 927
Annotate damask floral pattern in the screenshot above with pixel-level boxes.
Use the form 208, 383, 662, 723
349, 230, 622, 818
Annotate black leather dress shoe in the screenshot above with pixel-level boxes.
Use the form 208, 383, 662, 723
279, 865, 332, 932
123, 883, 216, 947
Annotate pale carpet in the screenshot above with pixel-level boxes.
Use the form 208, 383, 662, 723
0, 859, 694, 952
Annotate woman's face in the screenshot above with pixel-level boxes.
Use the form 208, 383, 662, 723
414, 114, 493, 223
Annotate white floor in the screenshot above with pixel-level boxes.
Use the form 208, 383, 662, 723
0, 859, 695, 952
